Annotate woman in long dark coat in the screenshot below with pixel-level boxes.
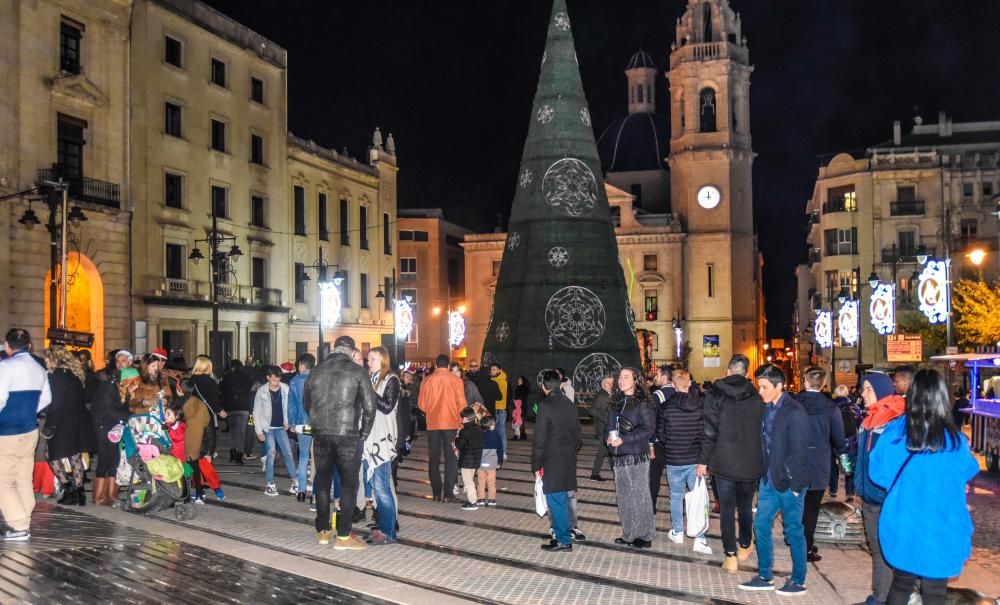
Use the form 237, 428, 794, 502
90, 369, 137, 506
44, 346, 97, 505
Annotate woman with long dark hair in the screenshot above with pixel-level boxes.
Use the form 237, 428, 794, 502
364, 347, 401, 545
604, 367, 657, 548
43, 346, 97, 505
870, 369, 978, 605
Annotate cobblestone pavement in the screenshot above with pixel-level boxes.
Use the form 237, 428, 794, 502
51, 426, 1000, 604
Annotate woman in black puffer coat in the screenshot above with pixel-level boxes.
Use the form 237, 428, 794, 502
44, 346, 96, 506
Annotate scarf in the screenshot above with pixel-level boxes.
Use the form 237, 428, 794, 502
862, 394, 906, 432
363, 373, 399, 479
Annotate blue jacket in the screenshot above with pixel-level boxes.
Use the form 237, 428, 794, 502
761, 393, 811, 493
287, 372, 309, 427
794, 390, 846, 490
870, 417, 978, 578
0, 350, 52, 436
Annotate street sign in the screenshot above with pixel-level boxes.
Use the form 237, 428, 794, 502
887, 334, 923, 362
946, 346, 959, 356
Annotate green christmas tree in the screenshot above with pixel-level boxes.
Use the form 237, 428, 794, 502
481, 0, 641, 399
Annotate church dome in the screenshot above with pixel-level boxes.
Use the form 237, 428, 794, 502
597, 112, 670, 173
626, 50, 656, 70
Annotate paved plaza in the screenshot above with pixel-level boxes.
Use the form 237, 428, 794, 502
1, 429, 998, 604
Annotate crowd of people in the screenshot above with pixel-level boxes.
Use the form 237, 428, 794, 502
0, 327, 982, 603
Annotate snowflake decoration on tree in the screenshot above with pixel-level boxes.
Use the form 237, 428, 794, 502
554, 12, 571, 31
545, 286, 606, 349
547, 246, 569, 268
507, 232, 521, 251
536, 105, 555, 125
573, 353, 622, 395
579, 107, 591, 127
495, 321, 511, 343
519, 168, 533, 189
543, 158, 598, 217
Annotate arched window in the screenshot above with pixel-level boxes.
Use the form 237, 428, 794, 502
638, 85, 644, 103
678, 94, 685, 131
702, 3, 713, 42
699, 88, 716, 133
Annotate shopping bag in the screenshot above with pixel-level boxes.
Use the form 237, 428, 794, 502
684, 476, 710, 537
534, 475, 548, 517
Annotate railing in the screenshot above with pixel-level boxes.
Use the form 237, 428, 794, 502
808, 249, 821, 265
37, 168, 120, 209
399, 273, 417, 282
156, 278, 283, 307
822, 198, 856, 214
889, 201, 925, 216
669, 42, 748, 68
880, 247, 935, 264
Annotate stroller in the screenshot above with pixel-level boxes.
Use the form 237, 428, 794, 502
118, 413, 197, 521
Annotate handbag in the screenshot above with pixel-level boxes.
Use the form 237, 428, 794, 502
684, 476, 710, 537
617, 415, 636, 434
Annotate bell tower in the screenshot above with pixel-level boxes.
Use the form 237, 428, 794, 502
666, 0, 758, 378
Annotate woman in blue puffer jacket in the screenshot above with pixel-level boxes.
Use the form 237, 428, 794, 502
870, 369, 978, 605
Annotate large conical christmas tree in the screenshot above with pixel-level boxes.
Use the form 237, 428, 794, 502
481, 0, 640, 398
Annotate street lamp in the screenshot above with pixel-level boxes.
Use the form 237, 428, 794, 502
375, 270, 410, 369
188, 200, 242, 370
967, 248, 987, 281
299, 246, 343, 362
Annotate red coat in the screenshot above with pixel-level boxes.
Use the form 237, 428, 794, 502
166, 421, 186, 461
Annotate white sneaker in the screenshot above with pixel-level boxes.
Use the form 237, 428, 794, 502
668, 529, 684, 544
693, 537, 713, 555
264, 483, 278, 497
290, 481, 299, 495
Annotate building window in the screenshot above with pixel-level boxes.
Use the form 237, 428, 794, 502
360, 273, 369, 309
824, 185, 857, 213
400, 257, 417, 279
339, 199, 350, 245
295, 342, 308, 359
211, 184, 228, 218
707, 263, 715, 298
250, 134, 264, 165
898, 231, 916, 257
699, 88, 716, 133
360, 206, 369, 250
383, 213, 392, 255
824, 270, 839, 303
165, 36, 182, 68
294, 263, 306, 303
294, 185, 305, 236
897, 185, 916, 202
250, 195, 266, 228
164, 173, 183, 209
448, 259, 461, 295
318, 193, 329, 241
340, 273, 350, 308
962, 182, 974, 199
165, 102, 182, 137
250, 77, 264, 104
414, 230, 429, 242
406, 324, 418, 345
211, 58, 226, 87
960, 219, 978, 249
399, 230, 413, 241
644, 289, 658, 317
984, 182, 994, 197
251, 257, 266, 289
492, 261, 501, 276
60, 19, 83, 74
823, 227, 858, 256
643, 254, 657, 271
165, 243, 184, 279
210, 119, 226, 152
57, 114, 86, 180
630, 183, 642, 204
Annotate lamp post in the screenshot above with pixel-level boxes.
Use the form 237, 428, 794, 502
298, 246, 342, 362
375, 269, 405, 369
915, 243, 954, 349
966, 248, 987, 282
188, 203, 243, 369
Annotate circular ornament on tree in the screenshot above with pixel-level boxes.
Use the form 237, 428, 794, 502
545, 286, 606, 349
542, 158, 598, 217
547, 246, 569, 267
573, 353, 622, 395
495, 321, 511, 343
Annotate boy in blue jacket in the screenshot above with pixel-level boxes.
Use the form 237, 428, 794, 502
476, 416, 504, 506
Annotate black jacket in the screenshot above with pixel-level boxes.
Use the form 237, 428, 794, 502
699, 374, 765, 482
45, 368, 97, 460
531, 391, 582, 494
603, 394, 656, 460
762, 393, 812, 493
90, 382, 128, 434
456, 423, 485, 469
656, 389, 704, 466
588, 389, 611, 438
470, 371, 501, 416
219, 368, 254, 413
794, 390, 846, 490
303, 352, 376, 439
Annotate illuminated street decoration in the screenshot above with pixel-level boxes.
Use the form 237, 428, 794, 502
673, 324, 683, 359
814, 310, 833, 348
838, 300, 859, 346
869, 283, 895, 335
394, 299, 414, 339
319, 282, 341, 328
917, 259, 948, 324
448, 311, 466, 348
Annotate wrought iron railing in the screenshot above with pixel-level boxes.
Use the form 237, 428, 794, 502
37, 168, 120, 208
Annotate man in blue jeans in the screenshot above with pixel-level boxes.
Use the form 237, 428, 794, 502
740, 364, 811, 596
532, 370, 581, 552
287, 354, 315, 502
253, 366, 297, 497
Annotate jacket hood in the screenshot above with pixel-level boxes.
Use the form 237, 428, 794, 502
673, 390, 702, 412
713, 374, 757, 400
797, 389, 832, 416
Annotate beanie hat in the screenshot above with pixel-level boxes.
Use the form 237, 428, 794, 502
863, 372, 895, 401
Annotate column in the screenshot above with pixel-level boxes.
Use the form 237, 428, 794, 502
146, 318, 160, 354
274, 321, 286, 365
194, 320, 207, 355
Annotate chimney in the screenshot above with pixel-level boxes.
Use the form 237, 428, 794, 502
893, 120, 902, 146
945, 117, 954, 137
938, 111, 947, 136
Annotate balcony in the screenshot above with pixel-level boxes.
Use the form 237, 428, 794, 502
808, 248, 821, 265
669, 41, 749, 68
153, 278, 285, 309
37, 168, 120, 209
822, 198, 856, 214
399, 273, 417, 282
880, 247, 935, 264
889, 201, 925, 216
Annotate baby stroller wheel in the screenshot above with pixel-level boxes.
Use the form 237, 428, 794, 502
175, 503, 196, 521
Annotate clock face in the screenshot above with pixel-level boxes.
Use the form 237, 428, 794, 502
697, 185, 722, 209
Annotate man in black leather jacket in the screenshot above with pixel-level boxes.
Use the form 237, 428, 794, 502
303, 335, 377, 549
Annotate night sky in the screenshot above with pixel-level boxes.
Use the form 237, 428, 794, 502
203, 0, 1000, 339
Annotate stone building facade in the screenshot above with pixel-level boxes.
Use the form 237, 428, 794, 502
0, 0, 133, 363
796, 112, 1000, 378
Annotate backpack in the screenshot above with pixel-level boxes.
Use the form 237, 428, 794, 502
840, 405, 858, 439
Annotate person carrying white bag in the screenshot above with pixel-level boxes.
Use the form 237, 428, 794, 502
655, 369, 712, 554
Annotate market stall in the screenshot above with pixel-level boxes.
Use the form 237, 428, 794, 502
930, 353, 1000, 472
